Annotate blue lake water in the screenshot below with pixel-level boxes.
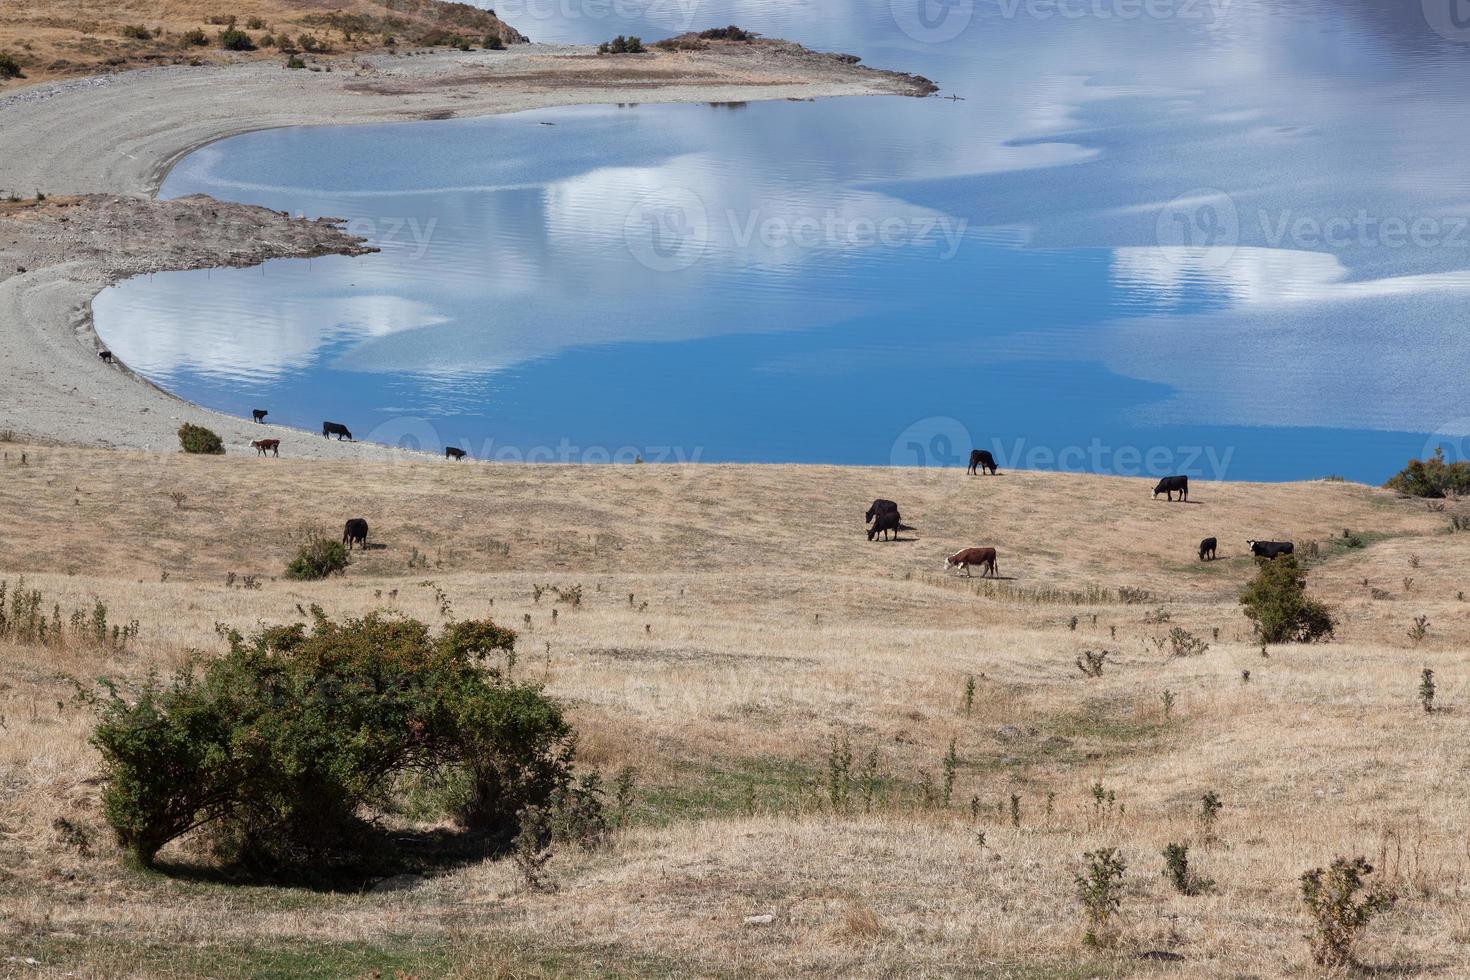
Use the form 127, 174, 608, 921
93, 0, 1470, 481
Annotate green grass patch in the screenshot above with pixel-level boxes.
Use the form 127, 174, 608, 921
639, 755, 821, 823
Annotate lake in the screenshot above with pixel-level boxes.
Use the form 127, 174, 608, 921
92, 0, 1470, 481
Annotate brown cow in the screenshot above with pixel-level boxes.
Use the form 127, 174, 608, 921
251, 439, 280, 457
945, 547, 998, 577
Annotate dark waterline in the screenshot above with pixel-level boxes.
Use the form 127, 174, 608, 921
93, 1, 1470, 482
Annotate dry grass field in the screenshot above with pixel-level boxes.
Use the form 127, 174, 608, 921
2, 442, 1468, 977
0, 0, 520, 85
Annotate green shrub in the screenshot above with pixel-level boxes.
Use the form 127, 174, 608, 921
1075, 847, 1127, 947
700, 25, 756, 41
1385, 447, 1470, 498
284, 537, 349, 580
1239, 555, 1335, 643
218, 28, 256, 51
286, 54, 306, 69
483, 33, 505, 50
84, 610, 576, 870
180, 28, 210, 47
121, 24, 154, 40
0, 52, 25, 79
177, 423, 224, 455
1300, 856, 1394, 968
298, 33, 328, 53
597, 35, 644, 54
246, 16, 267, 30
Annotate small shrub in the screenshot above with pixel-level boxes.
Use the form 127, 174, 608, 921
298, 33, 328, 53
1160, 688, 1175, 718
1075, 848, 1127, 947
941, 738, 958, 808
1166, 627, 1209, 658
168, 491, 186, 510
1076, 649, 1108, 678
286, 55, 306, 69
285, 537, 349, 580
258, 34, 277, 48
1419, 667, 1435, 713
597, 34, 645, 54
1117, 586, 1152, 604
613, 766, 637, 828
962, 673, 975, 715
0, 52, 24, 79
1163, 842, 1212, 895
827, 733, 852, 812
177, 423, 224, 454
121, 25, 154, 40
1199, 791, 1222, 841
1240, 555, 1335, 643
246, 16, 266, 30
700, 25, 757, 40
218, 28, 255, 51
483, 33, 505, 49
1300, 856, 1394, 968
511, 806, 555, 891
1407, 615, 1429, 645
180, 28, 210, 47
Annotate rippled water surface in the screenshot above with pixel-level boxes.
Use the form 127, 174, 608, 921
93, 0, 1470, 479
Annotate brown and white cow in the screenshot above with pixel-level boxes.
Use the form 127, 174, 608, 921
251, 439, 280, 457
945, 547, 998, 577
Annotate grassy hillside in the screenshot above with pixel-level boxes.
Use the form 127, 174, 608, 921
0, 0, 523, 85
2, 443, 1467, 977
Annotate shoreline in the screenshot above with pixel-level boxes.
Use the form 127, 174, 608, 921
0, 41, 933, 460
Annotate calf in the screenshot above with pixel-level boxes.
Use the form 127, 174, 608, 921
945, 546, 997, 577
1247, 539, 1294, 559
343, 518, 369, 550
1153, 475, 1189, 501
967, 449, 998, 475
446, 447, 467, 461
252, 409, 268, 424
251, 439, 280, 458
322, 421, 353, 441
1198, 536, 1217, 561
98, 350, 113, 364
867, 510, 906, 541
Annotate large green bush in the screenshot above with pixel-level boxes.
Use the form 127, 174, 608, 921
177, 423, 224, 455
284, 537, 350, 580
218, 28, 256, 51
1239, 555, 1335, 643
1385, 447, 1470, 498
85, 610, 575, 869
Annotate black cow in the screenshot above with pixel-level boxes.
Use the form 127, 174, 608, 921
1198, 536, 1217, 561
1247, 539, 1294, 559
1153, 475, 1189, 501
967, 449, 998, 475
323, 421, 353, 441
343, 518, 369, 550
865, 499, 900, 524
98, 350, 113, 364
868, 510, 906, 541
446, 447, 467, 461
252, 409, 268, 424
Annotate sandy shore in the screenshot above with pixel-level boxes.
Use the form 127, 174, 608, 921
0, 42, 933, 459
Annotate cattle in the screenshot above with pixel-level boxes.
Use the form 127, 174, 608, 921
251, 439, 280, 458
865, 499, 900, 524
343, 518, 369, 550
98, 350, 113, 364
1198, 536, 1217, 561
868, 510, 907, 541
1247, 539, 1294, 559
967, 449, 998, 475
1153, 475, 1189, 501
252, 409, 268, 424
446, 447, 467, 461
322, 421, 353, 441
945, 546, 997, 577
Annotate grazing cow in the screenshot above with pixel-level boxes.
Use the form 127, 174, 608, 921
967, 449, 999, 475
945, 546, 998, 577
343, 518, 369, 550
252, 409, 268, 423
865, 499, 899, 524
867, 510, 908, 541
1153, 475, 1189, 501
98, 350, 113, 364
446, 447, 467, 461
322, 421, 353, 441
251, 439, 280, 458
1198, 536, 1217, 561
1247, 539, 1294, 559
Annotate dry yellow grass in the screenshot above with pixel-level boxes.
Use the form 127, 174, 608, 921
0, 0, 518, 84
1, 443, 1468, 977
